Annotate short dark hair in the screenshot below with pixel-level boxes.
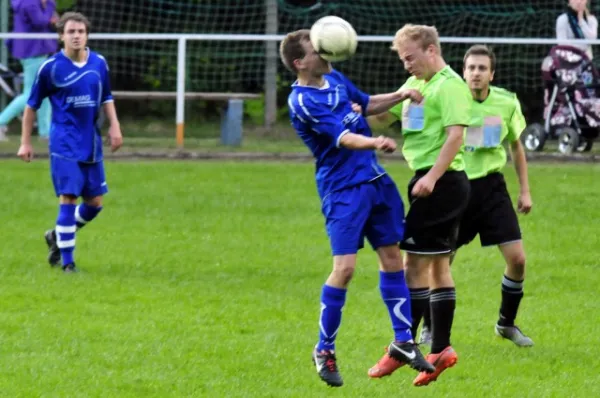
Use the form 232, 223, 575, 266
463, 44, 496, 72
57, 12, 91, 35
279, 29, 310, 73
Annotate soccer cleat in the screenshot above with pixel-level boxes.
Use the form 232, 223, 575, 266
312, 348, 343, 387
62, 263, 78, 273
368, 341, 434, 378
419, 326, 432, 346
44, 229, 61, 267
495, 324, 534, 347
413, 346, 458, 387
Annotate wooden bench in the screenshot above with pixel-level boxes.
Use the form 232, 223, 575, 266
111, 91, 261, 146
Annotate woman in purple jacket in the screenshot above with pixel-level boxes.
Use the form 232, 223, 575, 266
0, 0, 58, 141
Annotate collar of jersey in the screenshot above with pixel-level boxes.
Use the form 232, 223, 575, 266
291, 79, 331, 90
60, 47, 91, 67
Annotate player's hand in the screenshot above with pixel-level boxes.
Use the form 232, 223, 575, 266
411, 174, 436, 197
398, 88, 423, 103
352, 102, 363, 114
17, 143, 34, 162
374, 135, 396, 153
108, 125, 123, 152
517, 192, 532, 214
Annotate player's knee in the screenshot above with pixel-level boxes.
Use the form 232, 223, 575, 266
508, 252, 526, 277
430, 255, 453, 283
59, 194, 78, 204
403, 254, 430, 284
332, 259, 356, 285
84, 195, 103, 207
377, 245, 403, 271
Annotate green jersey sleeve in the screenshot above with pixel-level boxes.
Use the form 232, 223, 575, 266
507, 96, 527, 142
388, 100, 403, 121
439, 79, 471, 127
388, 85, 408, 121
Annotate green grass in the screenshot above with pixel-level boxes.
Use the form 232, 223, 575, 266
0, 160, 599, 397
0, 136, 310, 155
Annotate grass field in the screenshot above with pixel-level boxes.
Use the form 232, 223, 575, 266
0, 117, 599, 155
1, 160, 599, 397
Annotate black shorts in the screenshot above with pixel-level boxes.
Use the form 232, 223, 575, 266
456, 172, 522, 248
400, 170, 470, 254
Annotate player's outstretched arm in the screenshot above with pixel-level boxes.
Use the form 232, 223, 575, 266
17, 106, 36, 162
339, 133, 396, 153
365, 89, 422, 116
351, 102, 396, 132
103, 101, 123, 152
510, 139, 532, 214
366, 112, 396, 132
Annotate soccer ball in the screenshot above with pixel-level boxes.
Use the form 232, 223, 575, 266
310, 16, 358, 62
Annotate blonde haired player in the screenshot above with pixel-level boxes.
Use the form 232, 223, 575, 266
366, 24, 472, 387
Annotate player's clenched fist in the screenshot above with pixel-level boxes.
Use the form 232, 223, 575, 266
374, 135, 396, 153
108, 125, 123, 152
17, 143, 33, 162
398, 88, 423, 103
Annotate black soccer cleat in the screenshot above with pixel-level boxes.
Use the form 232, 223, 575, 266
44, 229, 61, 267
388, 341, 435, 373
62, 263, 77, 273
312, 348, 343, 387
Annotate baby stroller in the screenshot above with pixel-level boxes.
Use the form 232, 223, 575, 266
0, 62, 22, 100
521, 45, 600, 154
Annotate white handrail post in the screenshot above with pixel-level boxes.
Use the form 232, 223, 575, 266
176, 37, 186, 148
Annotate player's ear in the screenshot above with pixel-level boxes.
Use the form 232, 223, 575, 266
426, 44, 436, 56
490, 70, 495, 82
293, 58, 304, 71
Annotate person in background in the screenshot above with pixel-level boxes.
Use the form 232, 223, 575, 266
556, 0, 598, 60
0, 0, 58, 141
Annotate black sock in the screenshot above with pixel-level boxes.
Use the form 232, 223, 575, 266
422, 297, 432, 330
430, 287, 456, 354
498, 275, 524, 327
409, 288, 430, 339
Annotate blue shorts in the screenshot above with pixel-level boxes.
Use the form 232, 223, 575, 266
50, 155, 108, 198
321, 174, 405, 256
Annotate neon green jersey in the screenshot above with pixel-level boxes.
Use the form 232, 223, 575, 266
463, 86, 526, 180
389, 66, 472, 172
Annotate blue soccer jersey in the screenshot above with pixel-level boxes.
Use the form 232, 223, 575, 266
288, 69, 386, 199
28, 48, 113, 163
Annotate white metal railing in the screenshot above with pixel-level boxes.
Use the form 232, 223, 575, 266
1, 32, 598, 146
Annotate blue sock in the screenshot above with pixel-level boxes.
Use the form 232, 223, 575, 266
75, 203, 102, 230
56, 204, 77, 266
316, 285, 347, 352
380, 270, 413, 343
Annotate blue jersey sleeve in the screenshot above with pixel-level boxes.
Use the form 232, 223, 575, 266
99, 56, 113, 104
331, 69, 370, 112
292, 92, 350, 147
27, 61, 53, 110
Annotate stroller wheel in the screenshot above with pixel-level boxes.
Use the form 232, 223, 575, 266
521, 123, 546, 152
577, 138, 593, 152
557, 127, 580, 155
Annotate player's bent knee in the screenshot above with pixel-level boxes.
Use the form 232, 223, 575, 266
83, 195, 103, 207
331, 255, 356, 286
